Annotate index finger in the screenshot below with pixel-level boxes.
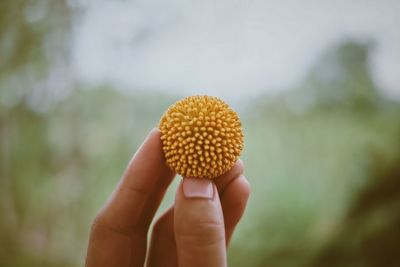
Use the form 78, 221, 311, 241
97, 128, 175, 234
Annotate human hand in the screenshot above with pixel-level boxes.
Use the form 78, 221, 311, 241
85, 128, 250, 267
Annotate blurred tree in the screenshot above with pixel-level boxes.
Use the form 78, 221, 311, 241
312, 157, 400, 267
0, 0, 72, 111
0, 1, 73, 266
231, 39, 400, 267
254, 41, 388, 115
304, 41, 379, 109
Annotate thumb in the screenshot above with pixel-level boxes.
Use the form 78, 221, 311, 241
174, 178, 226, 267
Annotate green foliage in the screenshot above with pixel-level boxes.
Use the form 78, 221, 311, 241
230, 108, 400, 267
0, 0, 72, 112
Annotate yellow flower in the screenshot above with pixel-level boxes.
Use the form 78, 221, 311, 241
159, 95, 244, 179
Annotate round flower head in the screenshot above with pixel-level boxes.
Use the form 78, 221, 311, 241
159, 95, 244, 179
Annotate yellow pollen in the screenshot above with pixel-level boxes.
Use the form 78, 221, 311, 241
159, 95, 244, 179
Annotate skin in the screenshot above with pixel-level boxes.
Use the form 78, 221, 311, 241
85, 128, 250, 267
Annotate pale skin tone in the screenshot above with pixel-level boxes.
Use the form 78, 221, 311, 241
85, 128, 250, 267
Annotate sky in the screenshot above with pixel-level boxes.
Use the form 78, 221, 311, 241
72, 0, 400, 101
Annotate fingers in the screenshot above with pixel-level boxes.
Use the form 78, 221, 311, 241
86, 128, 175, 267
174, 178, 227, 267
99, 128, 175, 232
146, 206, 177, 267
210, 160, 249, 245
214, 160, 245, 195
221, 175, 250, 244
147, 160, 249, 267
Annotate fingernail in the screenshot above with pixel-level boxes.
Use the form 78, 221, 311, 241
182, 178, 214, 199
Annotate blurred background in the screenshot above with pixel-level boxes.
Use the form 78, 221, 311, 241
1, 0, 400, 266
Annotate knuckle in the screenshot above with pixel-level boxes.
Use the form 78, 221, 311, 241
176, 218, 225, 247
90, 212, 105, 231
88, 213, 104, 240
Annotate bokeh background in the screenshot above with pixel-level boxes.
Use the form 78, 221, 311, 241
1, 0, 400, 266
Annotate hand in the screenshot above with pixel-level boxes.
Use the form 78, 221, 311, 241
85, 128, 250, 267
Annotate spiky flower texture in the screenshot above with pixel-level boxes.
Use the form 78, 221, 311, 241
159, 95, 244, 179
